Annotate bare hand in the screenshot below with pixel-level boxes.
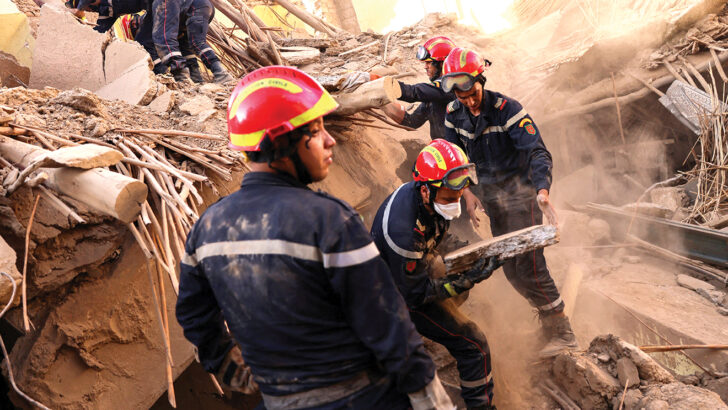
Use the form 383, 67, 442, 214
536, 189, 559, 227
462, 188, 484, 228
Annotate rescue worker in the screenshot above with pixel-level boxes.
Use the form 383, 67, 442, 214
152, 0, 232, 82
371, 139, 501, 410
440, 47, 577, 357
176, 66, 453, 409
381, 36, 458, 140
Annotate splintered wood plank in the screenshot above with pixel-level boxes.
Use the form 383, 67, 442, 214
443, 225, 559, 274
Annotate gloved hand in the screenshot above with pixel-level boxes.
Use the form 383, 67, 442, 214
463, 256, 503, 284
408, 374, 456, 410
436, 256, 502, 299
215, 345, 258, 394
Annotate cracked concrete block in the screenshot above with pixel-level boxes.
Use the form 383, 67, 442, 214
677, 274, 715, 292
103, 40, 152, 85
147, 91, 175, 113
0, 0, 34, 69
96, 59, 159, 106
0, 51, 30, 87
616, 358, 640, 388
30, 3, 107, 91
179, 95, 214, 116
0, 235, 21, 307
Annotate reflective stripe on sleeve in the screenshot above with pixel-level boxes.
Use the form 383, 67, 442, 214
322, 242, 380, 268
482, 125, 505, 135
383, 184, 424, 259
444, 119, 455, 129
182, 239, 379, 269
504, 108, 527, 129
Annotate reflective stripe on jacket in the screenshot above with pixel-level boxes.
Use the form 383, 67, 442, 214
176, 172, 435, 397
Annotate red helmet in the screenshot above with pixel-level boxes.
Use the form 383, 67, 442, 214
441, 47, 490, 93
417, 36, 456, 62
227, 66, 339, 151
413, 139, 477, 190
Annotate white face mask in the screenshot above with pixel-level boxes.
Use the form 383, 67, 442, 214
433, 201, 461, 220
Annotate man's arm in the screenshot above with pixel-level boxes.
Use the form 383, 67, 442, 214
401, 102, 430, 130
324, 215, 435, 394
502, 101, 553, 194
399, 81, 452, 104
176, 231, 235, 375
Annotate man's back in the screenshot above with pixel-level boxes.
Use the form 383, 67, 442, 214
178, 172, 434, 399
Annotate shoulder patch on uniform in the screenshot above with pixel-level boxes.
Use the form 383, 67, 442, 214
498, 99, 508, 111
446, 100, 457, 113
405, 260, 417, 273
433, 80, 441, 88
519, 117, 536, 135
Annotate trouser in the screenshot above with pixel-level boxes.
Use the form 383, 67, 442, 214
484, 193, 564, 314
410, 299, 493, 408
260, 371, 410, 410
152, 0, 219, 71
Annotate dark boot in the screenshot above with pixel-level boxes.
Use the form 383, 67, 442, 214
211, 61, 234, 83
172, 67, 191, 83
188, 63, 204, 83
539, 313, 578, 358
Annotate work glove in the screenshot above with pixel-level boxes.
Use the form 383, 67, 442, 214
435, 256, 503, 298
408, 374, 456, 410
215, 345, 258, 394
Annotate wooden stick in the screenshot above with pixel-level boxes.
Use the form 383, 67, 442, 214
681, 57, 712, 94
640, 344, 728, 353
121, 157, 207, 182
22, 195, 40, 332
12, 124, 79, 147
626, 71, 665, 98
117, 128, 226, 142
37, 186, 85, 224
710, 48, 728, 83
617, 379, 629, 410
338, 40, 380, 57
143, 135, 231, 180
663, 60, 688, 84
272, 0, 335, 36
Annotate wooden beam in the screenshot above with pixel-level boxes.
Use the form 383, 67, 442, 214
0, 136, 147, 223
272, 0, 336, 37
333, 76, 402, 116
443, 225, 559, 274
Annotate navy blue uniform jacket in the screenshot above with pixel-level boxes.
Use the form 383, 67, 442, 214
399, 81, 455, 140
444, 90, 553, 202
176, 172, 434, 397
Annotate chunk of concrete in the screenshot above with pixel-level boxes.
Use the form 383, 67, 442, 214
103, 39, 152, 85
616, 358, 640, 388
676, 274, 715, 292
704, 376, 728, 404
621, 202, 673, 219
179, 95, 214, 116
0, 0, 34, 69
553, 352, 621, 409
0, 234, 21, 307
30, 3, 107, 91
587, 218, 611, 244
650, 187, 688, 213
96, 59, 160, 106
0, 51, 30, 88
147, 91, 175, 113
51, 88, 108, 117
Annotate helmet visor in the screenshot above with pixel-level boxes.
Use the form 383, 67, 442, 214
416, 46, 430, 61
442, 164, 478, 190
441, 73, 476, 93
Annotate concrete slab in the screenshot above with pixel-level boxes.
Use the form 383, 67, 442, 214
29, 3, 107, 91
0, 0, 34, 68
103, 39, 151, 85
0, 50, 30, 87
147, 91, 175, 113
96, 59, 160, 106
0, 234, 21, 307
179, 95, 214, 116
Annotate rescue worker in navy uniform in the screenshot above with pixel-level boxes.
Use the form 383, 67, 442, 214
67, 0, 207, 82
151, 0, 232, 82
440, 47, 578, 357
175, 66, 453, 409
381, 36, 459, 140
371, 139, 501, 410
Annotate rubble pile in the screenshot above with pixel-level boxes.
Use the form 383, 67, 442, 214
551, 335, 728, 409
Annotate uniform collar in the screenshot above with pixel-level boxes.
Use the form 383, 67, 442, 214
241, 171, 309, 189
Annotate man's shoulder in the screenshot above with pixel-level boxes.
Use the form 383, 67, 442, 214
446, 99, 462, 115
486, 90, 523, 115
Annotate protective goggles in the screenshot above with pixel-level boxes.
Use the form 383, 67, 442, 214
441, 73, 477, 93
416, 46, 432, 61
437, 164, 478, 190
